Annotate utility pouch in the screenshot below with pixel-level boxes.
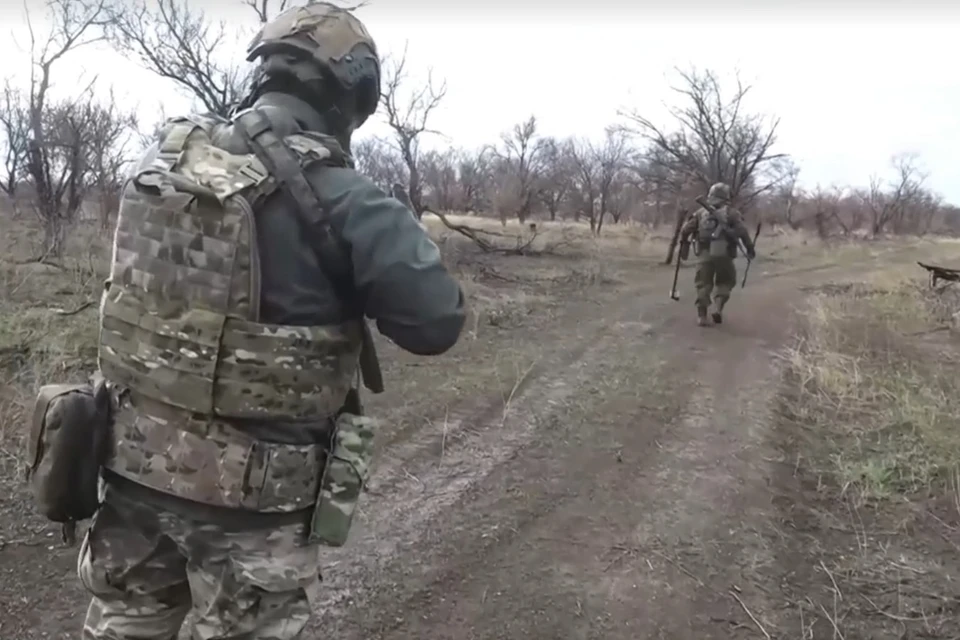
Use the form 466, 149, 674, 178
308, 389, 377, 547
26, 375, 115, 544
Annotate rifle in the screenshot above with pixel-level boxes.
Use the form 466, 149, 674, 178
740, 221, 762, 289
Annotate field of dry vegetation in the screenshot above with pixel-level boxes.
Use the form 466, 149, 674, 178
773, 268, 960, 638
1, 0, 960, 637
3, 208, 960, 638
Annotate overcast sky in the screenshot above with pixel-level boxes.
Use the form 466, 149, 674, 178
2, 1, 958, 202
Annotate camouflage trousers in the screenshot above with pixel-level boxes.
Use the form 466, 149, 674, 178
78, 485, 320, 640
694, 255, 737, 313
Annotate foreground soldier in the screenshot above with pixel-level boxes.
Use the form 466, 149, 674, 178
57, 4, 464, 638
679, 182, 756, 326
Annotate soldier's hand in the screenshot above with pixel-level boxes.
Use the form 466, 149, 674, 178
747, 247, 756, 260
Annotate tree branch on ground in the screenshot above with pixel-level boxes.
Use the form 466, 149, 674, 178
427, 210, 544, 256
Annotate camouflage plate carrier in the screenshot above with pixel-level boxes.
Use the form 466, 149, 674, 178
97, 114, 372, 543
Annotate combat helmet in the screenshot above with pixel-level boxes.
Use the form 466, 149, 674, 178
244, 2, 381, 133
706, 182, 731, 205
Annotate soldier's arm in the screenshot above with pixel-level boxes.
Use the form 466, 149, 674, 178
730, 211, 756, 257
679, 211, 698, 242
309, 166, 466, 356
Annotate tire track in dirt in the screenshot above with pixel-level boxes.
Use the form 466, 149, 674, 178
311, 257, 867, 638
594, 308, 791, 638
310, 288, 673, 633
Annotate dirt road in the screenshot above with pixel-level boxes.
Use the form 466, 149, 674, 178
0, 249, 909, 639
301, 257, 814, 640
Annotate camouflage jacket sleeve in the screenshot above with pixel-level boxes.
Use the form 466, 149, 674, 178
679, 210, 699, 242
305, 165, 466, 356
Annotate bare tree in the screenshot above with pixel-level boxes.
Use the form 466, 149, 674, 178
620, 67, 786, 260
593, 128, 631, 235
0, 81, 28, 201
352, 136, 408, 193
621, 68, 786, 204
242, 0, 293, 22
379, 45, 447, 219
22, 0, 111, 256
102, 0, 269, 118
420, 148, 461, 212
771, 159, 802, 229
568, 138, 599, 231
564, 131, 632, 235
808, 185, 852, 239
458, 148, 492, 213
863, 153, 940, 236
85, 91, 139, 228
493, 115, 545, 223
536, 137, 574, 221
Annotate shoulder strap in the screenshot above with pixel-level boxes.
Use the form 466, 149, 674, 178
232, 108, 383, 394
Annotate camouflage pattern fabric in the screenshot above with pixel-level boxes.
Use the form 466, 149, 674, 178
247, 2, 379, 72
79, 485, 319, 640
99, 118, 363, 512
309, 411, 377, 546
694, 254, 737, 314
107, 397, 327, 513
101, 119, 361, 422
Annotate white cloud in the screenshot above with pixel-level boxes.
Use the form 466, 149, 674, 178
3, 1, 958, 201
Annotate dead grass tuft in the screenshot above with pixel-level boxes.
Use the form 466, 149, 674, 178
783, 276, 960, 501
0, 219, 108, 473
776, 269, 960, 638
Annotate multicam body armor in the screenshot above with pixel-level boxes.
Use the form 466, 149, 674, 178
98, 115, 362, 514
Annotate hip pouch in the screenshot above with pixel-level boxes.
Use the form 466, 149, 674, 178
26, 375, 115, 542
309, 390, 377, 547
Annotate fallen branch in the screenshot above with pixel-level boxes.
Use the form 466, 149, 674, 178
50, 300, 96, 316
428, 210, 542, 255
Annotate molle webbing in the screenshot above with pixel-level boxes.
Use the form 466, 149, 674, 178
99, 287, 361, 419
99, 118, 362, 421
107, 395, 327, 513
99, 116, 365, 510
233, 108, 384, 394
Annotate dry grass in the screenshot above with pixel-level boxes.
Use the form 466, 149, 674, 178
0, 219, 110, 473
0, 210, 843, 475
777, 269, 960, 638
0, 213, 663, 470
783, 273, 960, 501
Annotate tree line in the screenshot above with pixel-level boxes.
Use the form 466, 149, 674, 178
0, 0, 954, 260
